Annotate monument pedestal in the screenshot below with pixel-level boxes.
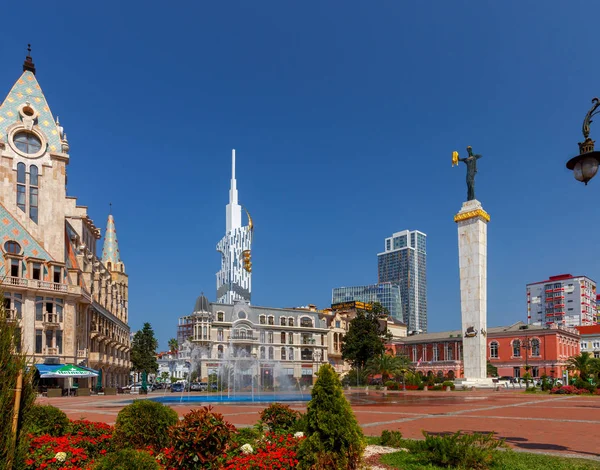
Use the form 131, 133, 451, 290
454, 200, 493, 389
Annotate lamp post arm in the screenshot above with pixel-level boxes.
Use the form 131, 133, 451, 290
582, 97, 600, 140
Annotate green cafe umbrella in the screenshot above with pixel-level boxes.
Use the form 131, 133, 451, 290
39, 364, 99, 379
141, 371, 148, 393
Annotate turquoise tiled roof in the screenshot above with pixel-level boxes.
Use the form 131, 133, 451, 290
0, 71, 62, 153
102, 214, 121, 265
0, 203, 52, 260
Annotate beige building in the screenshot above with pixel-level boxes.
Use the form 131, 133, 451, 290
0, 52, 130, 387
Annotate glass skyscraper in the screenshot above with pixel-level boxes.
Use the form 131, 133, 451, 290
331, 283, 402, 320
377, 230, 427, 333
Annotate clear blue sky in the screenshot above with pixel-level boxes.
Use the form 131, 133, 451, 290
1, 2, 599, 350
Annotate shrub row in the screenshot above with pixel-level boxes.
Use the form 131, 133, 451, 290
550, 385, 600, 395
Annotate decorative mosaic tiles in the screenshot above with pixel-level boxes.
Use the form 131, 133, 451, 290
101, 214, 121, 266
0, 203, 52, 260
0, 71, 62, 153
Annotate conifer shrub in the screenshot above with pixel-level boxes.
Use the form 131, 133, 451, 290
113, 399, 178, 451
93, 449, 160, 470
297, 363, 365, 469
25, 404, 70, 437
259, 402, 302, 434
380, 430, 404, 448
442, 381, 455, 390
417, 431, 508, 469
0, 312, 36, 470
165, 406, 236, 469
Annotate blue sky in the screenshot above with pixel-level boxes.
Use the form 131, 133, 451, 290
1, 2, 599, 349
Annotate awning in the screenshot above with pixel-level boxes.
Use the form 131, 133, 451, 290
37, 364, 99, 378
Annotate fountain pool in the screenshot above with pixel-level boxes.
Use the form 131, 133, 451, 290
148, 393, 308, 404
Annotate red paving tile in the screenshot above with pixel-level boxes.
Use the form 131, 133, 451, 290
38, 390, 600, 459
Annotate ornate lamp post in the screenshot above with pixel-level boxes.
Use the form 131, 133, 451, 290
566, 98, 600, 184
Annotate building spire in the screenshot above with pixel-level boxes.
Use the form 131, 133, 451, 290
23, 44, 36, 75
226, 149, 242, 232
102, 212, 122, 269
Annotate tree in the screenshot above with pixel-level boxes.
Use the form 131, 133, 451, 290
160, 371, 169, 382
567, 352, 600, 382
341, 305, 391, 371
168, 338, 178, 353
487, 361, 498, 377
131, 323, 159, 376
297, 364, 365, 469
0, 306, 36, 469
366, 353, 404, 383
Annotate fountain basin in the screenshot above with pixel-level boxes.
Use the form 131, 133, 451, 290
147, 393, 309, 404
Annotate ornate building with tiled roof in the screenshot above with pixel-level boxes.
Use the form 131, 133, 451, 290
0, 50, 131, 388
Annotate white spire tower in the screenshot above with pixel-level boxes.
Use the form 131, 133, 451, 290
216, 149, 253, 304
226, 149, 242, 233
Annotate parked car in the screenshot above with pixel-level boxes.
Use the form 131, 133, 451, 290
190, 382, 207, 391
171, 382, 184, 393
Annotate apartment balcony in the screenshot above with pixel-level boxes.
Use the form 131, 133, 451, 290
229, 333, 258, 343
88, 351, 106, 364
301, 337, 316, 345
1, 276, 86, 297
76, 349, 88, 358
5, 309, 20, 323
43, 313, 61, 328
44, 347, 58, 356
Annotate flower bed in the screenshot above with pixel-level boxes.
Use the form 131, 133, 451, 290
223, 433, 303, 470
549, 385, 597, 395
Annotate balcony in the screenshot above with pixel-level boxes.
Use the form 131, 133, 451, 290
5, 309, 20, 323
43, 313, 60, 328
301, 337, 316, 345
77, 348, 87, 358
44, 347, 58, 355
88, 351, 106, 364
1, 276, 84, 296
229, 332, 258, 343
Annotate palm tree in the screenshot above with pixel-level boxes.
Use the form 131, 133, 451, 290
566, 352, 600, 381
168, 338, 178, 353
366, 353, 404, 383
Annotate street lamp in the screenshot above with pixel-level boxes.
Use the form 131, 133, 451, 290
566, 98, 600, 184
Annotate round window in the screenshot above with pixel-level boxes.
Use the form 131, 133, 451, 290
4, 240, 22, 254
238, 311, 247, 319
13, 131, 42, 155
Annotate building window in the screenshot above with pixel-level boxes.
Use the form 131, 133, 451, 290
14, 131, 41, 154
513, 367, 520, 378
531, 366, 539, 378
581, 342, 587, 350
489, 341, 499, 359
280, 317, 286, 326
433, 344, 439, 361
4, 241, 21, 254
412, 346, 417, 362
268, 316, 274, 325
593, 341, 600, 349
217, 328, 223, 341
53, 266, 61, 284
268, 347, 273, 360
301, 317, 313, 328
218, 345, 223, 358
10, 259, 20, 277
259, 331, 265, 343
595, 352, 600, 358
32, 262, 41, 280
288, 333, 294, 345
513, 340, 521, 357
56, 330, 63, 354
288, 347, 294, 361
16, 163, 26, 213
446, 344, 454, 361
217, 312, 224, 321
335, 320, 341, 329
260, 346, 265, 360
268, 331, 273, 344
281, 332, 286, 344
259, 315, 266, 325
35, 329, 42, 354
29, 165, 38, 223
281, 347, 286, 360
288, 318, 294, 327
531, 339, 540, 356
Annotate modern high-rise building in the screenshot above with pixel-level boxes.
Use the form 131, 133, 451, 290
527, 274, 597, 327
331, 283, 402, 320
377, 230, 427, 333
216, 150, 253, 304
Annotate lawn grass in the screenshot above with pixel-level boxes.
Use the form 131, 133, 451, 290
379, 447, 600, 470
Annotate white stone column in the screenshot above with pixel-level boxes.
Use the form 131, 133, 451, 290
455, 200, 494, 386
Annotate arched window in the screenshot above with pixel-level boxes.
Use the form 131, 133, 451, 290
260, 346, 265, 359
259, 315, 266, 325
280, 316, 286, 326
288, 318, 294, 327
217, 312, 224, 322
268, 316, 274, 325
281, 347, 286, 360
288, 347, 294, 361
4, 241, 21, 254
513, 340, 521, 357
489, 341, 499, 359
218, 345, 223, 358
29, 165, 38, 223
268, 347, 273, 360
281, 332, 286, 344
531, 339, 540, 356
300, 317, 313, 328
217, 328, 223, 341
16, 163, 26, 212
288, 333, 294, 345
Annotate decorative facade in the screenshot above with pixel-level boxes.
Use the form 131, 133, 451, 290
389, 321, 580, 380
177, 296, 329, 387
0, 52, 130, 387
